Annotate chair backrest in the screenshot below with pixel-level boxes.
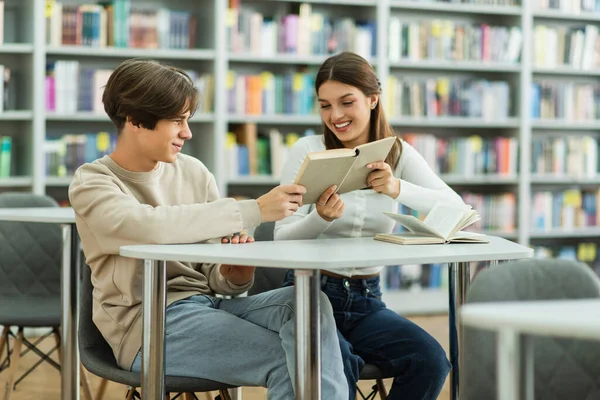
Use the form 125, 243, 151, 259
461, 258, 600, 400
0, 192, 62, 298
248, 221, 287, 295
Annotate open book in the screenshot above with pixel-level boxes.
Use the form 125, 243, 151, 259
294, 136, 397, 204
375, 202, 489, 245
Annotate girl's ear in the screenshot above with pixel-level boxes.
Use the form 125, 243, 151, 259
369, 94, 379, 110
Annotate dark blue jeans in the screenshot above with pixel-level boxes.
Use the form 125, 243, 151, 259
283, 270, 450, 400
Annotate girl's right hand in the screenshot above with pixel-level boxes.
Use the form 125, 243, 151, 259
316, 185, 345, 222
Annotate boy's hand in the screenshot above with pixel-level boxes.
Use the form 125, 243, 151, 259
222, 234, 254, 244
366, 161, 400, 199
316, 185, 344, 222
220, 264, 255, 285
256, 184, 306, 222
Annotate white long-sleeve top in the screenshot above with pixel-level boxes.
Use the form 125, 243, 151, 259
274, 135, 466, 277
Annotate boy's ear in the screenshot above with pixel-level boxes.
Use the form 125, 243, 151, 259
126, 116, 142, 131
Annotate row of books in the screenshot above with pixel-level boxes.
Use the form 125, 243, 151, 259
45, 61, 214, 114
531, 81, 600, 121
227, 2, 375, 58
227, 70, 316, 116
0, 135, 12, 178
45, 132, 117, 177
532, 136, 599, 178
385, 77, 511, 120
531, 188, 600, 231
403, 133, 518, 176
535, 243, 600, 278
224, 124, 316, 178
535, 0, 600, 13
461, 192, 516, 232
45, 0, 196, 49
388, 19, 522, 63
533, 25, 600, 70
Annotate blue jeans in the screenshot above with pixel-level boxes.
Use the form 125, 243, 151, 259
283, 271, 451, 400
130, 286, 348, 400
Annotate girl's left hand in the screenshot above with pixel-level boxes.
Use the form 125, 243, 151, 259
366, 161, 400, 199
222, 234, 254, 244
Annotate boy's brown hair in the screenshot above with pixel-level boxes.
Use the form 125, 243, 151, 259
102, 59, 199, 133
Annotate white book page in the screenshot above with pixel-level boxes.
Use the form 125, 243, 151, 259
423, 203, 471, 240
383, 212, 443, 238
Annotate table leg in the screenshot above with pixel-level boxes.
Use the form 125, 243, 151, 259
497, 328, 520, 400
521, 335, 534, 400
294, 269, 321, 400
61, 224, 80, 400
142, 260, 167, 399
448, 261, 470, 400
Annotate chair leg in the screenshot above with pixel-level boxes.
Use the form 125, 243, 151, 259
375, 379, 387, 399
80, 364, 94, 400
0, 327, 8, 363
95, 376, 109, 400
2, 328, 23, 400
218, 389, 232, 400
125, 387, 136, 400
52, 328, 62, 364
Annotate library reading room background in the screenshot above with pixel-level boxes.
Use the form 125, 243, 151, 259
1, 0, 599, 376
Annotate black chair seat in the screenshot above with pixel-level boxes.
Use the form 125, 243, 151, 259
0, 296, 61, 326
81, 344, 236, 392
359, 364, 387, 381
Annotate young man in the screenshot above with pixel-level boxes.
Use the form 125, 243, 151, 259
69, 59, 348, 399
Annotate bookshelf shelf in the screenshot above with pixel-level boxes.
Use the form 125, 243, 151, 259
533, 10, 600, 22
0, 44, 34, 54
533, 67, 600, 77
441, 175, 518, 185
227, 114, 321, 125
531, 176, 600, 185
0, 177, 33, 187
45, 112, 215, 123
285, 0, 376, 5
45, 46, 216, 60
531, 120, 600, 130
530, 228, 600, 239
389, 117, 520, 129
390, 60, 521, 73
0, 111, 33, 120
45, 177, 73, 187
228, 53, 330, 65
227, 176, 280, 186
390, 1, 521, 16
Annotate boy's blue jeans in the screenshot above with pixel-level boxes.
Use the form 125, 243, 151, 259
283, 271, 451, 400
130, 286, 348, 400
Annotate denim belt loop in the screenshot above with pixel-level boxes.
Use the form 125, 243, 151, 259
361, 279, 371, 296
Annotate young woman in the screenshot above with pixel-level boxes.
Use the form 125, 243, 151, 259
275, 51, 465, 400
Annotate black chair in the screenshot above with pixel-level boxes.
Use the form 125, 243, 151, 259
250, 222, 391, 399
0, 193, 78, 400
79, 263, 237, 400
461, 258, 600, 400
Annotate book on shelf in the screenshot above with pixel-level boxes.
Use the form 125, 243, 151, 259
0, 136, 12, 178
294, 136, 396, 204
375, 202, 488, 245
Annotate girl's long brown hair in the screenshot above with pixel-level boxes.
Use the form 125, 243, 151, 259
315, 51, 402, 169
